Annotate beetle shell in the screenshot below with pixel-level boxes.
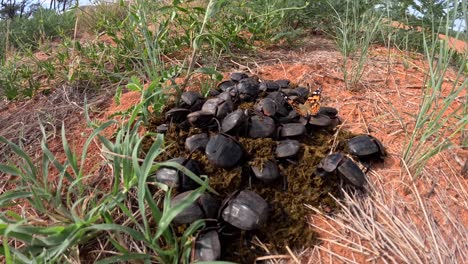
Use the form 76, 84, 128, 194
315, 153, 366, 188
237, 77, 260, 101
165, 108, 190, 123
275, 140, 301, 158
309, 114, 332, 127
198, 193, 220, 220
255, 98, 278, 117
222, 109, 246, 133
248, 116, 275, 138
280, 123, 306, 138
337, 158, 366, 187
205, 134, 243, 168
193, 230, 221, 261
259, 80, 280, 92
181, 91, 203, 107
221, 190, 269, 230
171, 191, 205, 224
348, 135, 386, 159
156, 124, 169, 134
171, 192, 219, 225
278, 110, 299, 124
202, 98, 221, 116
275, 79, 290, 88
317, 106, 338, 118
218, 80, 236, 91
230, 72, 249, 82
185, 133, 209, 153
251, 160, 280, 183
154, 157, 185, 188
187, 111, 214, 128
317, 153, 344, 173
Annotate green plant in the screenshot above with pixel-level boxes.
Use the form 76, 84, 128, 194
0, 96, 226, 263
0, 58, 43, 100
328, 0, 383, 90
402, 0, 467, 178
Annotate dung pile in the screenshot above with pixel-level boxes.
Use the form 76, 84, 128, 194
145, 72, 386, 263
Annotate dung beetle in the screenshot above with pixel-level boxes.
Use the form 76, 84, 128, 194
187, 111, 215, 128
317, 106, 338, 118
247, 115, 276, 138
259, 80, 280, 92
275, 140, 301, 159
278, 110, 299, 124
279, 123, 306, 138
221, 190, 269, 231
230, 72, 249, 82
222, 109, 247, 134
180, 91, 204, 111
156, 124, 169, 134
254, 98, 278, 117
275, 79, 290, 88
192, 230, 221, 261
171, 191, 220, 225
308, 114, 333, 128
205, 134, 243, 168
347, 135, 386, 160
315, 153, 366, 188
251, 160, 280, 183
237, 77, 260, 102
185, 133, 209, 153
202, 97, 233, 119
217, 80, 236, 92
165, 108, 190, 123
153, 157, 202, 191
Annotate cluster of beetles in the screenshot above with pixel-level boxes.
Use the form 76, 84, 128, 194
151, 72, 386, 262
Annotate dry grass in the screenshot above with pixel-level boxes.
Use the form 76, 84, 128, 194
306, 154, 467, 264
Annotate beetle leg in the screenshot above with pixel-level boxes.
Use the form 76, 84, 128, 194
282, 173, 288, 191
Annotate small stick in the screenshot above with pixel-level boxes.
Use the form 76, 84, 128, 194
286, 245, 300, 264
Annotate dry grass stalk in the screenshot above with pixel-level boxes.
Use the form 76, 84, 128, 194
306, 161, 467, 264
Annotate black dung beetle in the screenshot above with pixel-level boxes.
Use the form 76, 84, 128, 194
222, 109, 247, 134
185, 133, 210, 153
165, 108, 190, 123
275, 140, 301, 159
248, 115, 276, 138
230, 72, 249, 82
201, 97, 233, 119
308, 114, 333, 128
237, 77, 260, 102
205, 134, 243, 168
279, 123, 306, 138
317, 106, 338, 118
171, 191, 220, 225
217, 80, 236, 92
315, 153, 366, 188
156, 124, 169, 134
259, 80, 281, 92
187, 111, 215, 128
251, 160, 280, 183
347, 135, 386, 160
274, 79, 290, 88
254, 98, 278, 117
278, 110, 299, 124
180, 91, 204, 111
221, 190, 269, 230
153, 158, 202, 191
192, 230, 221, 261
